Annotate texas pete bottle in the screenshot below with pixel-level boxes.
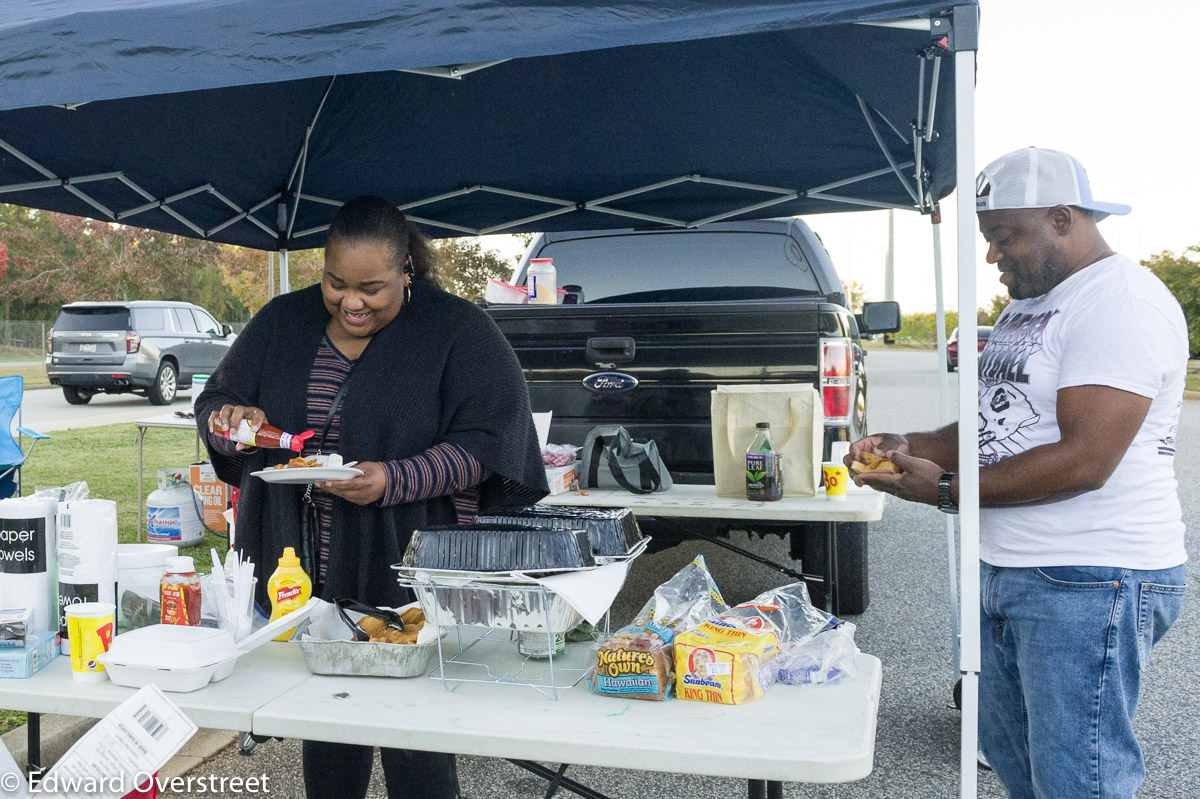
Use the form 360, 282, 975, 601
220, 420, 314, 451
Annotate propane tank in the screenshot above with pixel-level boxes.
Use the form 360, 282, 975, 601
146, 472, 204, 547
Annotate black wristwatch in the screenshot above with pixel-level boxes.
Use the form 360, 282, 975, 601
937, 472, 958, 515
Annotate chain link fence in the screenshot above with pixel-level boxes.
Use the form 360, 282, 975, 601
0, 321, 47, 352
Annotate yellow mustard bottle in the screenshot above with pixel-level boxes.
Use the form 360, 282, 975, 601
268, 547, 312, 641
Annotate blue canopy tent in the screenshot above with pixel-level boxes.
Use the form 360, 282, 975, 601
0, 1, 984, 794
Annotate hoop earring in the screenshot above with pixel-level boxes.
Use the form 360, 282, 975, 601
403, 278, 412, 306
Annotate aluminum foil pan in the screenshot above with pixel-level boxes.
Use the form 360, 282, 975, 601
290, 615, 440, 678
404, 580, 583, 634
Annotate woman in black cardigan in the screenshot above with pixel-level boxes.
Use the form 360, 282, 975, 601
196, 196, 548, 799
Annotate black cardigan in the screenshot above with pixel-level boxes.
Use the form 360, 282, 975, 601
196, 282, 548, 606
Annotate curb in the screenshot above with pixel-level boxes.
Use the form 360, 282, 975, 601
2, 715, 235, 778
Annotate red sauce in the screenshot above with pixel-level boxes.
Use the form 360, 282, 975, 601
161, 571, 202, 626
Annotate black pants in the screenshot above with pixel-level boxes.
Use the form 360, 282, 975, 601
302, 741, 459, 799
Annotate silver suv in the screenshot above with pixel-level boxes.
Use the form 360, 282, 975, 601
46, 301, 236, 405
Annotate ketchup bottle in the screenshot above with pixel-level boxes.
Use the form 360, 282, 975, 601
221, 420, 314, 452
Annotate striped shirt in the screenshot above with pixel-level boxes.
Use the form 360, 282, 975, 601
304, 335, 490, 583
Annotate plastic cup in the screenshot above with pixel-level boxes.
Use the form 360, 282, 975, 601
65, 602, 116, 682
830, 441, 852, 464
191, 374, 210, 411
822, 463, 849, 501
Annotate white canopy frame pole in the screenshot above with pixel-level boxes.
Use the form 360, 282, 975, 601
953, 16, 981, 799
931, 210, 961, 682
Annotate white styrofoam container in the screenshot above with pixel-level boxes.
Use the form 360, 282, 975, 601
98, 654, 238, 693
98, 599, 317, 692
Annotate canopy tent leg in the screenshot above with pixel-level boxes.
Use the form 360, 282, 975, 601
953, 23, 980, 799
931, 211, 962, 681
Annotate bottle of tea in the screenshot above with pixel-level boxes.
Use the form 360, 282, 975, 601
746, 422, 783, 501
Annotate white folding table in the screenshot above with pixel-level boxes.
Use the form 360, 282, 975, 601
2, 641, 882, 797
540, 484, 885, 614
0, 644, 312, 773
133, 412, 202, 541
251, 647, 882, 798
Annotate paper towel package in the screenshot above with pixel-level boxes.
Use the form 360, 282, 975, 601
0, 630, 59, 679
0, 496, 57, 634
56, 499, 118, 653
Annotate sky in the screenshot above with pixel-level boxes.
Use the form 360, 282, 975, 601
483, 1, 1200, 314
802, 0, 1200, 313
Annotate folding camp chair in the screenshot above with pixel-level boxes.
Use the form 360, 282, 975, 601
0, 375, 50, 499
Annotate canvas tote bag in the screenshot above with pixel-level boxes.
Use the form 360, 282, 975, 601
711, 384, 822, 498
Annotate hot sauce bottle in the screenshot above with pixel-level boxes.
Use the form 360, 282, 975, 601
221, 420, 315, 451
160, 556, 202, 626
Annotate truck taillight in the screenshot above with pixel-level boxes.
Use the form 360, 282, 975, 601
126, 330, 141, 353
46, 331, 53, 354
820, 337, 852, 423
824, 385, 850, 418
822, 341, 850, 378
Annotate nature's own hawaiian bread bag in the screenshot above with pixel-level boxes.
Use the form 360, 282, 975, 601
711, 384, 822, 497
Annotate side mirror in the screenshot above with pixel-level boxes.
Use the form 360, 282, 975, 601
221, 324, 233, 337
857, 301, 901, 334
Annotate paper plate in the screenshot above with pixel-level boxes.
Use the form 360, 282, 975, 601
252, 466, 364, 484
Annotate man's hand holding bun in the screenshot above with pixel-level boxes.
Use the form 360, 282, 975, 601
844, 433, 910, 483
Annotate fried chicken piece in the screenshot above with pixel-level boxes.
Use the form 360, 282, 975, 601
356, 612, 425, 645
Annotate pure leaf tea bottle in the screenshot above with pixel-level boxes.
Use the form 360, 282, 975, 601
746, 422, 783, 501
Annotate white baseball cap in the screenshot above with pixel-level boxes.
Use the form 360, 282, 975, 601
975, 147, 1130, 221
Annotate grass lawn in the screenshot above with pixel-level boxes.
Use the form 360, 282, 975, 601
0, 346, 42, 361
1, 423, 227, 735
0, 363, 49, 388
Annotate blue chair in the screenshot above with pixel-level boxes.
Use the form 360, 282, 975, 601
0, 376, 50, 499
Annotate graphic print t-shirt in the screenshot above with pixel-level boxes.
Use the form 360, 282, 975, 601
977, 254, 1188, 569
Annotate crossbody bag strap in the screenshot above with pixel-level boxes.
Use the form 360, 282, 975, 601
303, 361, 359, 505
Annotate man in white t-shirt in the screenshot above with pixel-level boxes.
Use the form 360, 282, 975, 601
848, 147, 1187, 799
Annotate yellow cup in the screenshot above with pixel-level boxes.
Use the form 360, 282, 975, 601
822, 463, 849, 501
65, 602, 116, 682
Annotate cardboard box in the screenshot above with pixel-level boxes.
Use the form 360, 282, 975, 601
545, 463, 578, 495
0, 631, 59, 678
189, 463, 231, 533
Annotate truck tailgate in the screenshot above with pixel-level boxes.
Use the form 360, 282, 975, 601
488, 299, 830, 476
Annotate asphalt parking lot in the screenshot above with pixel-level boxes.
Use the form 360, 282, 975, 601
156, 349, 1199, 798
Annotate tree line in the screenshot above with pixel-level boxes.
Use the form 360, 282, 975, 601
890, 247, 1197, 351
0, 204, 516, 323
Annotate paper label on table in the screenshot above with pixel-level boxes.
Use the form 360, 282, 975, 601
531, 561, 630, 626
39, 684, 197, 799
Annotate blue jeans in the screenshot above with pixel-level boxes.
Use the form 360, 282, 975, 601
979, 562, 1186, 799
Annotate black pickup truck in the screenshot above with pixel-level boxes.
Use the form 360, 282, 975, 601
484, 218, 900, 614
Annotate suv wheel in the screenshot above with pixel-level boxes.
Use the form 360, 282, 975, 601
62, 386, 94, 405
148, 362, 178, 405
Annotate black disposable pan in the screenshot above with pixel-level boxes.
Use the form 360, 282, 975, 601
474, 506, 643, 557
401, 524, 594, 572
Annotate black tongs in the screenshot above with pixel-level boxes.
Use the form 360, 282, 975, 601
334, 597, 406, 641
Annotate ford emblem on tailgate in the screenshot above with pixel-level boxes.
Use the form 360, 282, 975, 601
582, 372, 638, 393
